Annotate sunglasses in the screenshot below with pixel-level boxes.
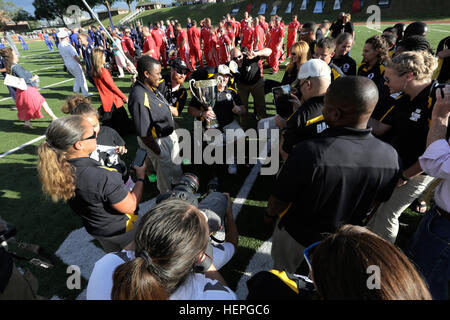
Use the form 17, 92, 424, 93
232, 55, 243, 61
303, 241, 321, 270
290, 53, 296, 56
80, 131, 97, 141
175, 68, 188, 75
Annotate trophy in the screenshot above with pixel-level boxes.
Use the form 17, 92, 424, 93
189, 79, 219, 129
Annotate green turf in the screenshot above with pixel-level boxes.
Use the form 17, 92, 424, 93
0, 19, 449, 299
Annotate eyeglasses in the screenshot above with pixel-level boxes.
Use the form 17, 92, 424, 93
232, 55, 243, 61
298, 76, 311, 88
80, 131, 97, 141
303, 241, 321, 270
290, 53, 296, 56
314, 53, 331, 59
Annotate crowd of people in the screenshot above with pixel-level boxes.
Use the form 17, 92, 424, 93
0, 9, 449, 301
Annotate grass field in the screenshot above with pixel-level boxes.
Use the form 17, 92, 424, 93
1, 15, 449, 300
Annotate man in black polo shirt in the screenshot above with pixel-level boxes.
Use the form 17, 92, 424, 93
128, 56, 183, 194
278, 59, 330, 159
265, 76, 401, 273
230, 46, 272, 129
158, 58, 189, 115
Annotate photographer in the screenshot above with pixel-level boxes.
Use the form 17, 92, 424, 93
37, 116, 147, 253
276, 59, 331, 160
87, 196, 238, 300
230, 47, 272, 129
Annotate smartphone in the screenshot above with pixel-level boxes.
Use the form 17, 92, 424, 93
272, 85, 294, 119
436, 83, 448, 98
131, 148, 147, 169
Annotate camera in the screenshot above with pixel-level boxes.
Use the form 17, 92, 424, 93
156, 173, 200, 206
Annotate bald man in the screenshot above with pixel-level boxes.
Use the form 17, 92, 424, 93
266, 76, 401, 273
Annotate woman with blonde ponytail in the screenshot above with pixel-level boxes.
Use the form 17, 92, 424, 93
367, 50, 440, 243
87, 199, 237, 300
37, 116, 147, 252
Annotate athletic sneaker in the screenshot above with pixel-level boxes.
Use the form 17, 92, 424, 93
228, 163, 237, 175
207, 177, 219, 193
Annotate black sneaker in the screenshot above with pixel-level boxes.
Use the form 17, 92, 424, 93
207, 177, 219, 193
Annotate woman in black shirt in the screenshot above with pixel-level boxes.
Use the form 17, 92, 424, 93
37, 116, 147, 252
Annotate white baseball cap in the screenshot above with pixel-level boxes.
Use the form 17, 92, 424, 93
217, 64, 233, 76
57, 30, 69, 38
297, 59, 331, 81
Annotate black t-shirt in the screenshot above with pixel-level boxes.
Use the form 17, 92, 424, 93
329, 20, 344, 38
436, 36, 450, 83
190, 86, 242, 130
358, 62, 392, 120
273, 126, 401, 247
158, 74, 188, 113
380, 81, 441, 169
67, 157, 132, 237
235, 56, 262, 85
332, 54, 356, 76
128, 79, 175, 139
329, 62, 345, 81
282, 96, 328, 154
246, 270, 317, 300
357, 61, 385, 84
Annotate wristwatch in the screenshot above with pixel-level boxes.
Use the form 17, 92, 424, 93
136, 177, 146, 183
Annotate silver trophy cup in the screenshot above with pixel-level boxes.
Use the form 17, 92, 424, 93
189, 79, 219, 129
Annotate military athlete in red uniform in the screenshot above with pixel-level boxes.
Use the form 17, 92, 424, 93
188, 20, 203, 68
176, 23, 192, 70
287, 15, 300, 58
268, 17, 283, 74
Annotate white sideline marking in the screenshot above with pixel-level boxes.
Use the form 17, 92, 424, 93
31, 64, 62, 73
0, 135, 45, 159
235, 239, 273, 299
428, 27, 450, 33
365, 25, 382, 33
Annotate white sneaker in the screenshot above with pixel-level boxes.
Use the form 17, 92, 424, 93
228, 163, 237, 175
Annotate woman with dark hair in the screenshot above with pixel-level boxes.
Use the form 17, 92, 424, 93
87, 199, 237, 300
358, 35, 390, 83
37, 116, 147, 252
0, 47, 58, 128
247, 225, 432, 300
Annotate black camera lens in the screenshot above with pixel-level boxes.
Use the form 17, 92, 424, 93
176, 173, 200, 194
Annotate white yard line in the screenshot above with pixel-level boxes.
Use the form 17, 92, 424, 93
428, 27, 450, 33
364, 25, 382, 33
0, 135, 45, 159
30, 64, 62, 73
